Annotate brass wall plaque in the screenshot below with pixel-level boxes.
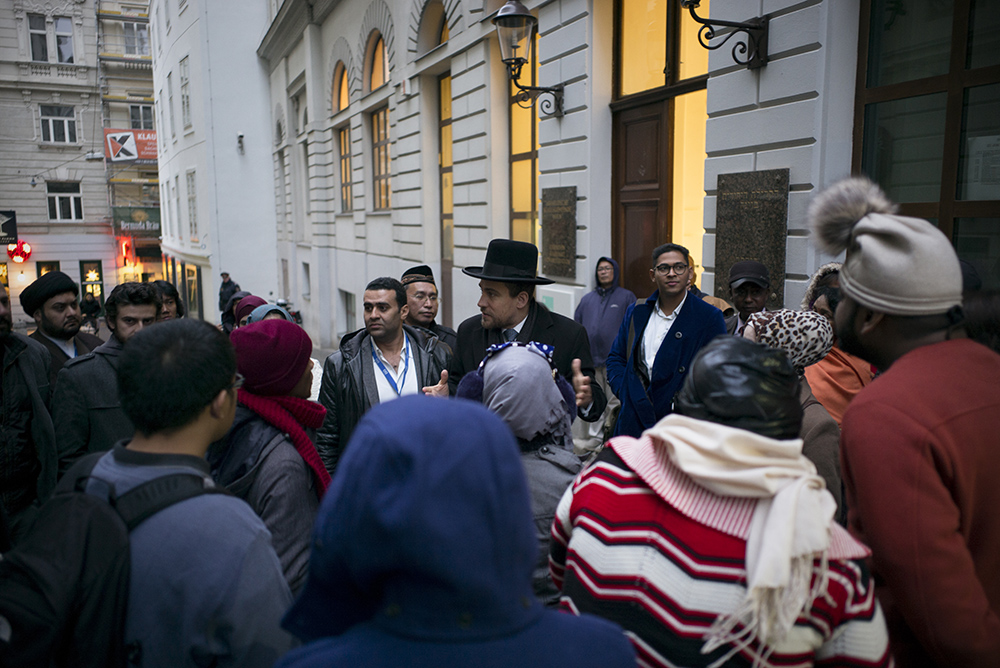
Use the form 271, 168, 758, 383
541, 186, 576, 279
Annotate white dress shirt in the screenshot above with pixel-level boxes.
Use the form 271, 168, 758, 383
642, 292, 687, 372
373, 333, 419, 402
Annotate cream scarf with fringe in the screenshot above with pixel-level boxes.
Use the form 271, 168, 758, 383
639, 414, 837, 666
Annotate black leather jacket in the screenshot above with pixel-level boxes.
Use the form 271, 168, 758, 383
315, 325, 451, 475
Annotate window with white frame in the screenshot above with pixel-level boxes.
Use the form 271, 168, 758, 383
40, 105, 77, 143
186, 171, 197, 238
28, 14, 47, 61
28, 14, 74, 63
47, 183, 83, 221
167, 72, 176, 137
130, 104, 153, 130
123, 22, 149, 56
179, 56, 191, 128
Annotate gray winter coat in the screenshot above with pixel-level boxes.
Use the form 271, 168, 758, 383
52, 336, 133, 474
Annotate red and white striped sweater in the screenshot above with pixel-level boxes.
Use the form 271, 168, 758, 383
551, 441, 893, 668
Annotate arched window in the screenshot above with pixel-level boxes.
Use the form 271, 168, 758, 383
333, 62, 349, 112
366, 32, 388, 92
417, 1, 448, 54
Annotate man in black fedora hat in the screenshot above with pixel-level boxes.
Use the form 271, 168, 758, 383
444, 239, 606, 423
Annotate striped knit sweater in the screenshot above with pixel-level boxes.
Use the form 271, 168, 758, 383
550, 444, 893, 668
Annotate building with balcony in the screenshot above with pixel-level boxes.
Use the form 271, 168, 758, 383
0, 0, 117, 326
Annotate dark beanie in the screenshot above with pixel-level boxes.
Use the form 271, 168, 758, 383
20, 271, 78, 316
674, 336, 802, 440
234, 295, 267, 325
230, 319, 312, 396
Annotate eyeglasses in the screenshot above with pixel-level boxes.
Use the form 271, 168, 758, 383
227, 373, 244, 391
654, 263, 689, 275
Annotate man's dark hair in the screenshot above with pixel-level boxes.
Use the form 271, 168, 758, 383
152, 279, 185, 317
119, 319, 236, 435
504, 282, 536, 300
365, 277, 407, 310
104, 282, 162, 322
652, 243, 690, 266
812, 284, 841, 313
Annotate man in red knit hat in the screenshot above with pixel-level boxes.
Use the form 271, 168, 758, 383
209, 318, 330, 595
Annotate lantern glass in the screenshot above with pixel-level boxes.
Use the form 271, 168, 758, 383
493, 1, 536, 66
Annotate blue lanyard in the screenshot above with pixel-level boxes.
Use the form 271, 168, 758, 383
372, 335, 410, 397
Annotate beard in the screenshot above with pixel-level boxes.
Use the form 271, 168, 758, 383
834, 299, 871, 363
40, 314, 81, 340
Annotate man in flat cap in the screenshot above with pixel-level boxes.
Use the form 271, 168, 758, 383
724, 260, 770, 336
400, 265, 457, 352
20, 270, 103, 387
445, 239, 606, 424
811, 177, 1000, 667
0, 285, 56, 544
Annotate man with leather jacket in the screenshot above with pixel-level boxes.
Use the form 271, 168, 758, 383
315, 277, 450, 475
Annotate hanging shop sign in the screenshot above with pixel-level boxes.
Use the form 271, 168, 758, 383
112, 207, 161, 237
104, 129, 158, 162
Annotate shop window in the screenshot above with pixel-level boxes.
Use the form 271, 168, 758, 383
80, 260, 104, 302
36, 261, 60, 278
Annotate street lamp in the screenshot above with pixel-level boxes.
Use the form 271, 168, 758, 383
492, 0, 563, 117
680, 0, 769, 70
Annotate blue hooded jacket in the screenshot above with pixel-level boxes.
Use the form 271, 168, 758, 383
277, 395, 635, 668
574, 257, 637, 367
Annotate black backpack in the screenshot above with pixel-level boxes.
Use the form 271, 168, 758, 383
0, 452, 226, 668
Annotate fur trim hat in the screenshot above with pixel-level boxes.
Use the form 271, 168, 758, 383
809, 177, 961, 316
19, 270, 78, 316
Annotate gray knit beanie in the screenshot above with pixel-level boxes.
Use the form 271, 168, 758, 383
809, 177, 962, 316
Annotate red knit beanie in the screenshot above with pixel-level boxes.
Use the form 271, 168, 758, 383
230, 319, 312, 396
234, 295, 268, 324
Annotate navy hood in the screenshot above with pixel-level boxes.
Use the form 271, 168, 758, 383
594, 256, 620, 294
283, 395, 542, 643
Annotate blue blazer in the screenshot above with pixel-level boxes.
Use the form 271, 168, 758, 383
606, 292, 727, 437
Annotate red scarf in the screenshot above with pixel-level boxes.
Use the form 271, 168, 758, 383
237, 389, 332, 495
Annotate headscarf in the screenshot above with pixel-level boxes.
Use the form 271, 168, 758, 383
246, 303, 293, 324
463, 343, 574, 449
746, 309, 833, 375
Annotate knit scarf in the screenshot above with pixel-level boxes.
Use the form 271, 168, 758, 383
237, 389, 332, 495
618, 414, 837, 666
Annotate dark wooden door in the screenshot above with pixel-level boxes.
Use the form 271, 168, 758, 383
613, 99, 671, 299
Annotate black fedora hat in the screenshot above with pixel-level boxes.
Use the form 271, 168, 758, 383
462, 239, 554, 285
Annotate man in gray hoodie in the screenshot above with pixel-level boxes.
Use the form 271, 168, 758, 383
572, 257, 636, 452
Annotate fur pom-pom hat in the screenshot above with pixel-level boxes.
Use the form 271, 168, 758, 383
809, 177, 962, 316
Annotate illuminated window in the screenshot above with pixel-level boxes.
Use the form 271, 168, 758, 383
509, 32, 538, 244
367, 32, 388, 92
333, 62, 349, 112
36, 262, 60, 279
80, 261, 104, 301
439, 15, 449, 44
371, 106, 391, 210
339, 126, 353, 212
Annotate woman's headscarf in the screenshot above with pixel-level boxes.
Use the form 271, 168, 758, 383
746, 309, 833, 375
246, 303, 293, 324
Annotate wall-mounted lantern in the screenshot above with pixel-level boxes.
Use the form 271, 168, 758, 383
492, 0, 564, 117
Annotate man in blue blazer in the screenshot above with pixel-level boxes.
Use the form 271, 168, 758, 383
606, 243, 727, 437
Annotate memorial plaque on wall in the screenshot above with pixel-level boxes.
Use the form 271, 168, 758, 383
714, 169, 790, 310
541, 186, 576, 279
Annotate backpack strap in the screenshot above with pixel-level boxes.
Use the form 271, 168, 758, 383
112, 474, 228, 531
54, 452, 108, 495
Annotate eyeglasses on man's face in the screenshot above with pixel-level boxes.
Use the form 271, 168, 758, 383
654, 263, 689, 276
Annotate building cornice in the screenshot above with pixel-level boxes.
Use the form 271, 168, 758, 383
257, 0, 341, 64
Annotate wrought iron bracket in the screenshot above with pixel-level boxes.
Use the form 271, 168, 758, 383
505, 60, 564, 118
681, 1, 769, 70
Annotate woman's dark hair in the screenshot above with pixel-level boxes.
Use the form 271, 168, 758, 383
152, 279, 185, 317
365, 277, 407, 310
104, 282, 162, 322
812, 284, 841, 313
119, 319, 236, 435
